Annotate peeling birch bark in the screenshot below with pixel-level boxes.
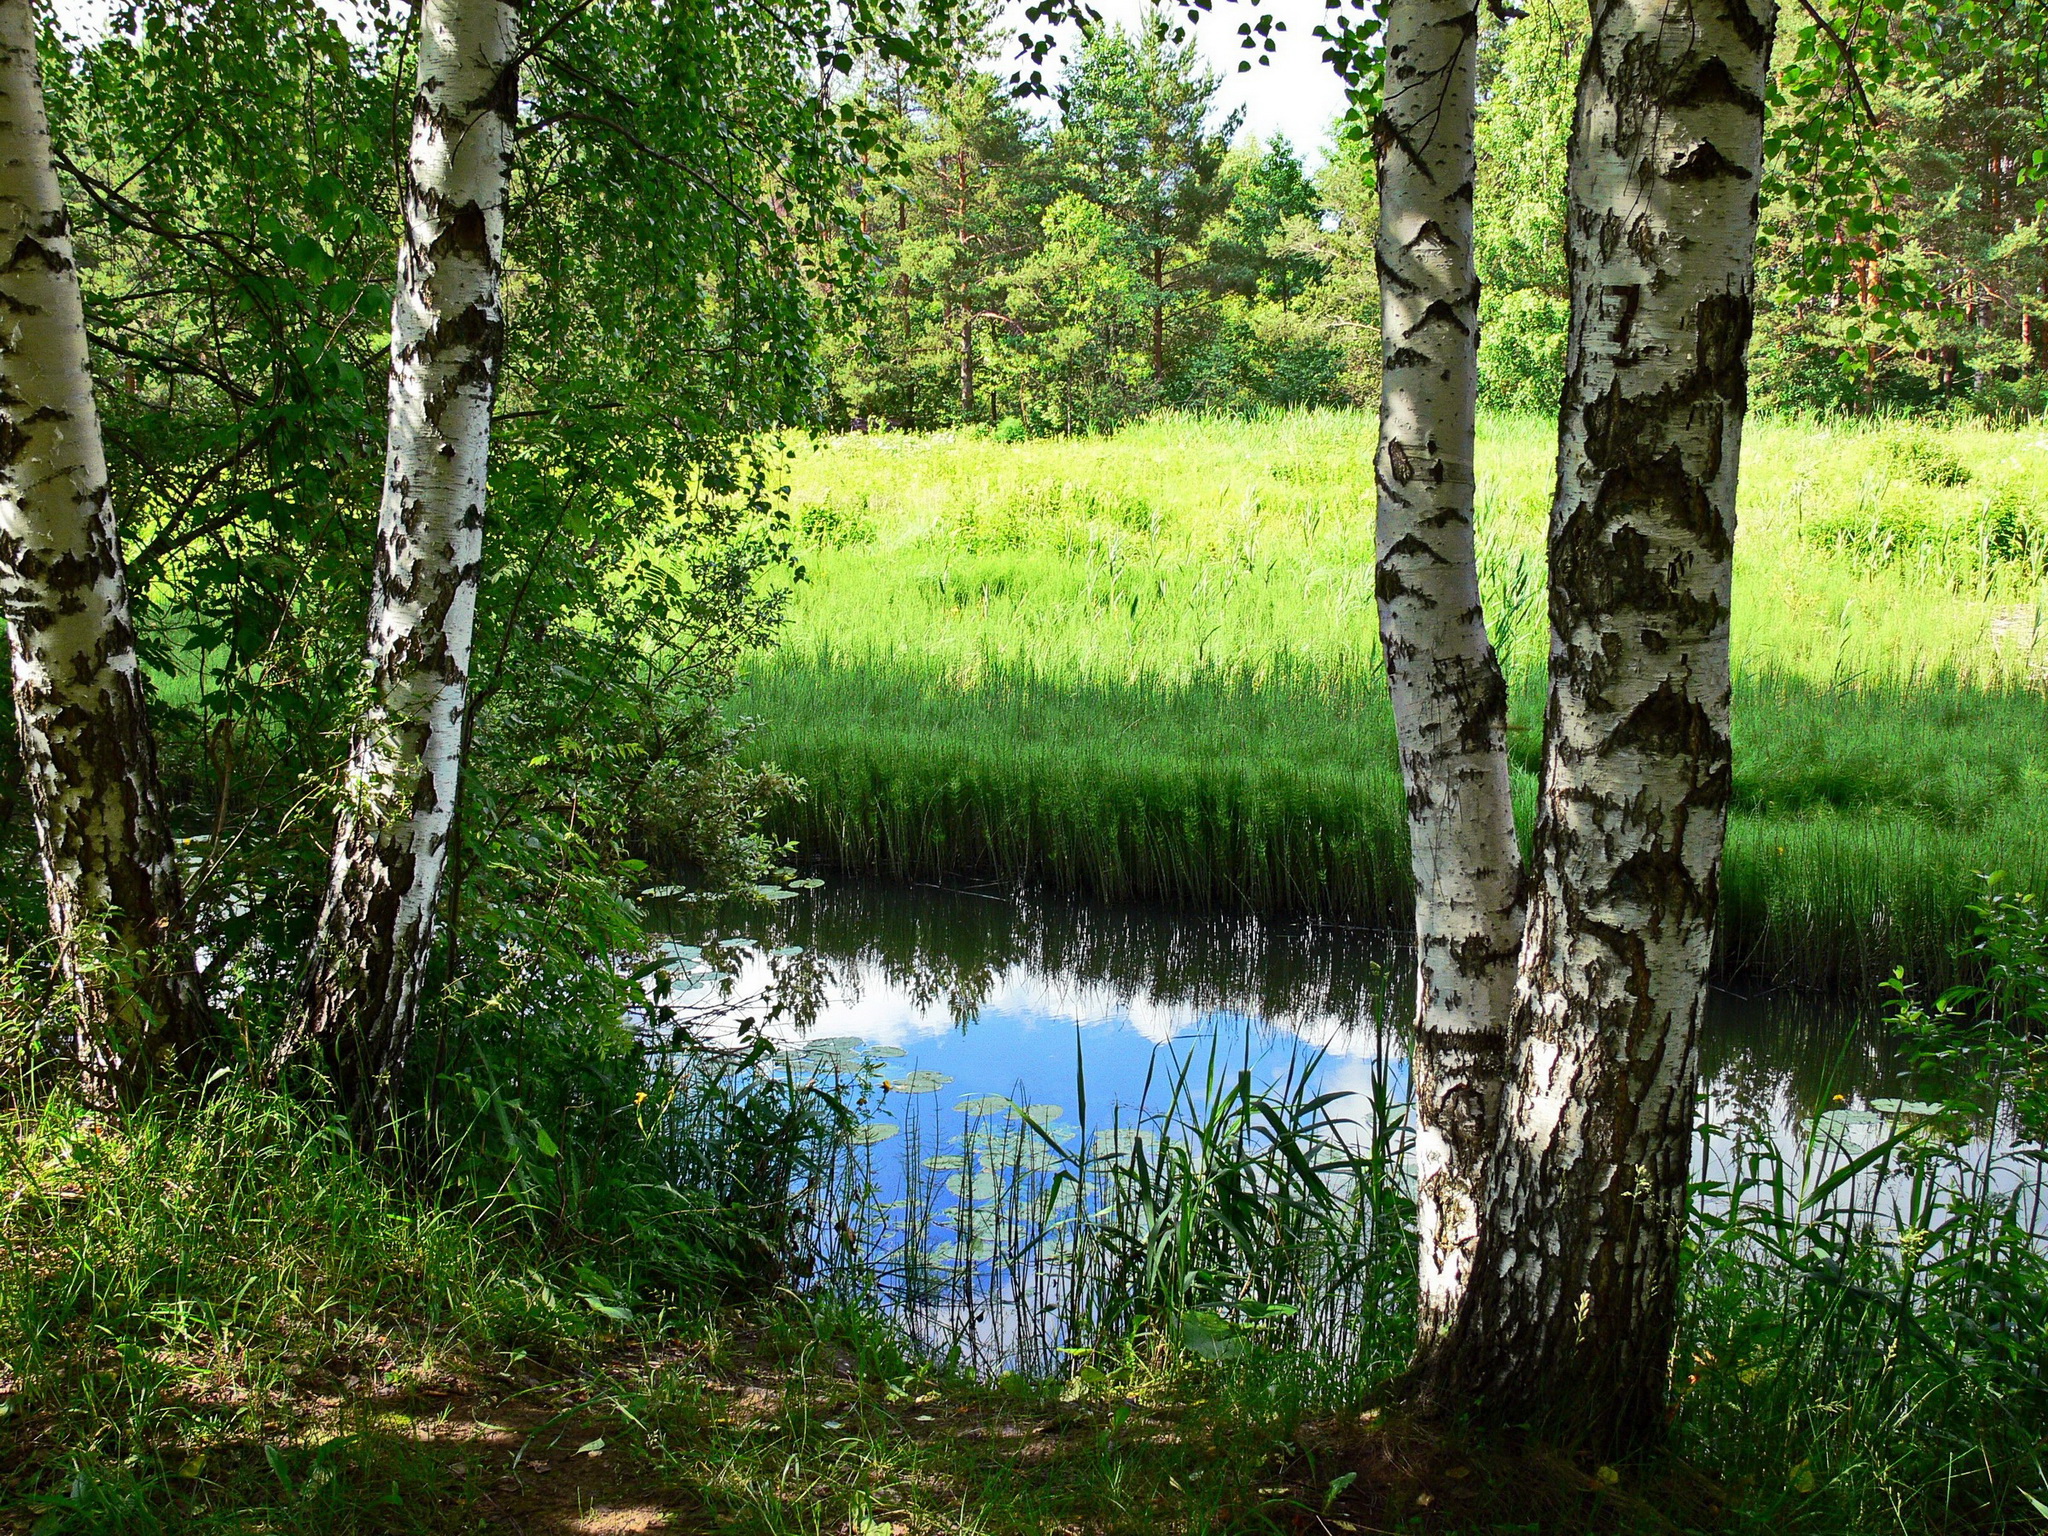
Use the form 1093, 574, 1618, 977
1372, 0, 1525, 1352
277, 0, 518, 1124
1419, 0, 1775, 1448
0, 0, 208, 1104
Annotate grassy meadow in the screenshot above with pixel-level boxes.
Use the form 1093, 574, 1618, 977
738, 411, 2048, 990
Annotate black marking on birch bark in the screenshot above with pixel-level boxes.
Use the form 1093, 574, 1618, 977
0, 0, 210, 1104
1663, 141, 1752, 181
1405, 299, 1473, 338
1666, 56, 1766, 116
1406, 220, 1459, 253
280, 0, 517, 1133
1385, 346, 1433, 369
1376, 252, 1422, 294
1374, 112, 1442, 182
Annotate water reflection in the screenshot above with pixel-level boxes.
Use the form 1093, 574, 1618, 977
658, 879, 2048, 1233
662, 878, 1899, 1128
645, 880, 2042, 1370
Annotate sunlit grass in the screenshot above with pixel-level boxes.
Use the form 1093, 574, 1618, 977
740, 410, 2048, 988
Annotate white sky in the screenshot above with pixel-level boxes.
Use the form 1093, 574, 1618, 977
52, 0, 1353, 167
1001, 0, 1355, 167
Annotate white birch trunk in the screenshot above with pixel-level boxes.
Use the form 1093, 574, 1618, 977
1372, 0, 1525, 1350
0, 0, 208, 1104
1419, 0, 1775, 1450
279, 0, 518, 1122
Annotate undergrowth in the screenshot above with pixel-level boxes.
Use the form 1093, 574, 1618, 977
4, 888, 2046, 1532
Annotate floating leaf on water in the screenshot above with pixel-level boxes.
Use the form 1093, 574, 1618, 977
1867, 1098, 1946, 1118
795, 1036, 867, 1067
946, 1170, 1007, 1201
658, 942, 703, 961
923, 1154, 966, 1171
846, 1122, 900, 1146
923, 1237, 996, 1263
717, 938, 753, 950
892, 1071, 952, 1094
1016, 1103, 1064, 1124
788, 877, 826, 889
1013, 1142, 1068, 1174
955, 1094, 1015, 1116
767, 945, 804, 958
1024, 1187, 1079, 1217
750, 884, 799, 900
867, 1045, 907, 1060
1092, 1127, 1158, 1157
1816, 1109, 1888, 1130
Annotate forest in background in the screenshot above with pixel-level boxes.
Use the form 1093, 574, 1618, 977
826, 5, 2048, 432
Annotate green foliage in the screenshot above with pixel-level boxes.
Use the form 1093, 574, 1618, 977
1889, 876, 2048, 1137
1683, 888, 2048, 1532
1473, 5, 1577, 413
829, 1, 2048, 427
5, 0, 966, 1094
1759, 0, 2048, 416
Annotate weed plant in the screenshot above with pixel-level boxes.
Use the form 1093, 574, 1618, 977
746, 410, 2048, 991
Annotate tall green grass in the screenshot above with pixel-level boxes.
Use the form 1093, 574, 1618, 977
740, 411, 2048, 989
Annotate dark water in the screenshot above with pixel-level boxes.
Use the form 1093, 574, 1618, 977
661, 878, 1912, 1156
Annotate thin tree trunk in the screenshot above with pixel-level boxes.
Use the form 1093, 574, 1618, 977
0, 0, 208, 1105
1418, 0, 1775, 1452
1150, 247, 1166, 380
1370, 0, 1524, 1356
961, 313, 975, 417
275, 0, 518, 1128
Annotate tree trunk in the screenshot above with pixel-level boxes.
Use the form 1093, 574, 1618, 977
1370, 0, 1524, 1356
1151, 247, 1166, 380
961, 313, 975, 417
1417, 0, 1774, 1452
276, 0, 517, 1127
0, 0, 208, 1105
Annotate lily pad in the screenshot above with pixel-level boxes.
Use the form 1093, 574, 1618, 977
890, 1070, 952, 1094
955, 1094, 1016, 1116
946, 1170, 1008, 1202
845, 1122, 900, 1146
1092, 1127, 1159, 1157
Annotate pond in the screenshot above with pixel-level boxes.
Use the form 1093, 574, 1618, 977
664, 877, 1907, 1149
649, 880, 2045, 1369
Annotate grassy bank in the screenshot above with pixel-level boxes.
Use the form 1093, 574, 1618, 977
6, 1054, 2044, 1534
741, 411, 2048, 990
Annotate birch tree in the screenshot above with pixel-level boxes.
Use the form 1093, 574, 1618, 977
275, 0, 518, 1123
1417, 0, 1776, 1447
0, 0, 208, 1105
1370, 0, 1525, 1351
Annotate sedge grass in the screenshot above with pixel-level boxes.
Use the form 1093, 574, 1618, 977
740, 410, 2048, 990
